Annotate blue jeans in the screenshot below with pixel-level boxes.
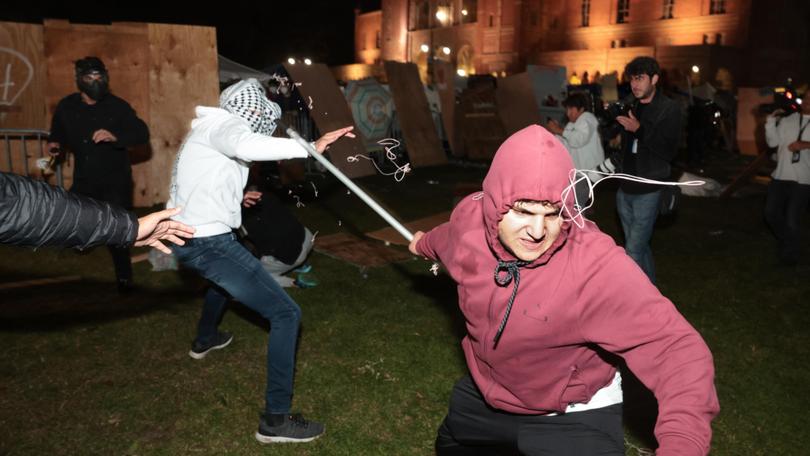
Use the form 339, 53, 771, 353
616, 188, 661, 283
172, 233, 301, 414
765, 179, 810, 264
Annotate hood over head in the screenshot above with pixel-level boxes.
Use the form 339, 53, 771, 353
482, 125, 576, 265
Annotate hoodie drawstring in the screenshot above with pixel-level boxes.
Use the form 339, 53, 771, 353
493, 259, 530, 347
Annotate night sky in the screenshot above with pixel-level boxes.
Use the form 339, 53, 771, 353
1, 1, 381, 70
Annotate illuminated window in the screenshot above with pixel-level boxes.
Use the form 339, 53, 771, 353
662, 0, 674, 19
616, 0, 630, 24
709, 0, 725, 15
582, 0, 590, 27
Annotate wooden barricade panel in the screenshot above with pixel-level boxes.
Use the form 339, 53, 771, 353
433, 60, 457, 157
146, 23, 219, 205
383, 61, 447, 167
283, 62, 374, 178
496, 72, 542, 136
0, 21, 47, 129
456, 87, 507, 160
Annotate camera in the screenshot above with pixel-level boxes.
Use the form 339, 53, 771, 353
597, 95, 637, 142
759, 84, 802, 117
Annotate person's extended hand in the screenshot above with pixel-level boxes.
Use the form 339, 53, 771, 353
134, 207, 196, 254
788, 141, 810, 152
616, 110, 640, 132
313, 126, 355, 153
243, 190, 263, 207
92, 129, 117, 143
545, 119, 563, 135
408, 231, 425, 256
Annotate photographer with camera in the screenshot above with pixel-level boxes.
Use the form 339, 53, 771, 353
546, 93, 605, 209
613, 56, 682, 284
764, 92, 810, 266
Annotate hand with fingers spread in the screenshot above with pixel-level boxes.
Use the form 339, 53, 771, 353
134, 207, 196, 254
616, 110, 641, 133
313, 126, 356, 153
92, 129, 117, 143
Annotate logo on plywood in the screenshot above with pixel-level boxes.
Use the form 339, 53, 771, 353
0, 47, 34, 115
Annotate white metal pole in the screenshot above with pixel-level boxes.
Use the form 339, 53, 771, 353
284, 125, 414, 242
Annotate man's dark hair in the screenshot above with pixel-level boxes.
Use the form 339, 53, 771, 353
625, 56, 660, 79
562, 93, 589, 111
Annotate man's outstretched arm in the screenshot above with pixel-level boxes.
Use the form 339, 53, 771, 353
1, 172, 193, 250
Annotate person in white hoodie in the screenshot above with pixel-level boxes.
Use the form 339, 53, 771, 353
167, 78, 354, 444
545, 92, 605, 209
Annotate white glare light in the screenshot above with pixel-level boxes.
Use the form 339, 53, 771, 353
304, 58, 312, 65
435, 10, 448, 22
798, 98, 804, 105
420, 44, 430, 53
461, 9, 468, 16
457, 69, 467, 77
287, 57, 296, 65
442, 46, 451, 55
691, 65, 700, 73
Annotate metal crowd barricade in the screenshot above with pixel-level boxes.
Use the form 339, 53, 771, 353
0, 129, 62, 187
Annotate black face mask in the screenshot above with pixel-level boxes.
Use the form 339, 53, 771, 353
77, 77, 109, 101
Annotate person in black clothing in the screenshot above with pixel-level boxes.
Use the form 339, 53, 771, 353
614, 56, 682, 284
47, 56, 150, 292
0, 172, 193, 251
239, 165, 315, 288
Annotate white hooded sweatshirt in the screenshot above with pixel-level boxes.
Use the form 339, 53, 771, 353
167, 106, 307, 237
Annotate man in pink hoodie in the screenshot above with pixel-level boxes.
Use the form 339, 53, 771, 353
409, 125, 718, 455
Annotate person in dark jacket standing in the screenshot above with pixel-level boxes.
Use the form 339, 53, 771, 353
47, 56, 150, 292
614, 56, 682, 283
0, 172, 193, 252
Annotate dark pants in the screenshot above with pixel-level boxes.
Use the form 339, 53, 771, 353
71, 177, 133, 282
436, 375, 624, 456
172, 233, 302, 414
765, 179, 810, 264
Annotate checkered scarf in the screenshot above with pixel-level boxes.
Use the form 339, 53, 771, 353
219, 78, 282, 135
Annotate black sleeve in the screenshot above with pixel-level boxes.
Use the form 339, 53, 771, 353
0, 172, 138, 249
48, 100, 68, 145
110, 99, 150, 148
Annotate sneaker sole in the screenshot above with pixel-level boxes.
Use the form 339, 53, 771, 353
254, 431, 323, 444
188, 336, 233, 360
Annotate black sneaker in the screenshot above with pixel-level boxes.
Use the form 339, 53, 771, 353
255, 413, 324, 443
188, 332, 233, 360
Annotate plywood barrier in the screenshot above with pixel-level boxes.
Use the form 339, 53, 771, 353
147, 23, 219, 204
1, 19, 219, 206
383, 61, 447, 167
284, 62, 374, 178
433, 60, 457, 157
456, 87, 507, 160
496, 72, 542, 136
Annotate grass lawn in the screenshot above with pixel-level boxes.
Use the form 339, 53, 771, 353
1, 161, 808, 455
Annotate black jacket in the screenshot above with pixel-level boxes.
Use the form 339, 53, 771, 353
0, 172, 137, 249
49, 93, 149, 182
619, 89, 682, 193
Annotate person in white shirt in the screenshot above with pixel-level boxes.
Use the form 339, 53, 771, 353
764, 96, 810, 265
545, 93, 605, 209
167, 78, 354, 443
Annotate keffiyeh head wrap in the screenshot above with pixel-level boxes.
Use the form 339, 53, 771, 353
220, 78, 282, 135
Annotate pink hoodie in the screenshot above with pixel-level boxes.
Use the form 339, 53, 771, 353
415, 125, 719, 455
